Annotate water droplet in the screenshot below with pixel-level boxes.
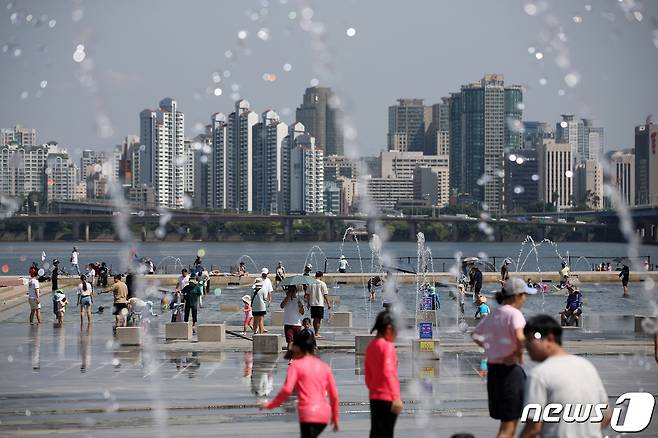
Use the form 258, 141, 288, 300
213, 87, 222, 96
7, 355, 13, 363
237, 30, 248, 40
257, 28, 270, 40
223, 70, 231, 78
564, 72, 580, 87
48, 19, 56, 28
197, 249, 206, 258
560, 121, 568, 128
565, 170, 573, 178
224, 50, 233, 59
535, 52, 543, 60
310, 78, 319, 87
12, 47, 22, 57
514, 186, 525, 194
7, 2, 14, 10
557, 89, 565, 96
524, 2, 538, 16
509, 154, 518, 162
212, 72, 221, 83
517, 102, 525, 110
301, 7, 313, 20
288, 11, 297, 20
346, 27, 356, 37
516, 157, 525, 165
25, 14, 33, 22
25, 409, 30, 416
9, 12, 18, 23
527, 46, 536, 54
572, 15, 583, 24
1, 264, 8, 273
213, 288, 222, 296
19, 91, 28, 100
584, 4, 592, 11
72, 9, 84, 22
73, 47, 86, 63
633, 11, 643, 22
40, 80, 48, 88
283, 63, 292, 72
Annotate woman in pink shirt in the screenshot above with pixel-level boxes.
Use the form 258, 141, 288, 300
365, 310, 402, 438
472, 278, 535, 438
261, 330, 339, 437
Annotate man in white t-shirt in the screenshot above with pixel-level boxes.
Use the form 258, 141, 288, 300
521, 314, 610, 438
307, 271, 331, 337
27, 271, 41, 324
260, 268, 274, 304
70, 247, 80, 275
280, 284, 305, 353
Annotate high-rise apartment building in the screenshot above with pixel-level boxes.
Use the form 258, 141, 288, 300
138, 98, 185, 208
449, 74, 523, 212
0, 143, 48, 198
365, 177, 414, 211
556, 115, 604, 164
191, 131, 212, 210
426, 98, 451, 155
606, 149, 635, 207
388, 98, 426, 152
1, 125, 36, 148
253, 110, 288, 214
635, 120, 658, 206
296, 87, 343, 155
228, 100, 258, 212
539, 138, 573, 210
281, 122, 306, 214
44, 143, 78, 202
183, 139, 196, 202
504, 148, 539, 211
380, 150, 449, 207
210, 113, 228, 210
574, 159, 603, 209
289, 134, 324, 214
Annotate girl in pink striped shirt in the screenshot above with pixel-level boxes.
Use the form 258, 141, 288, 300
261, 330, 339, 437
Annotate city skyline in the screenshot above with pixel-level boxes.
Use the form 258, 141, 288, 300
1, 1, 657, 156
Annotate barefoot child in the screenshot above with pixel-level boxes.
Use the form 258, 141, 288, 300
242, 295, 253, 334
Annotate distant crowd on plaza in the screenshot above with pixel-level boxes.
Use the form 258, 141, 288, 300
20, 247, 658, 437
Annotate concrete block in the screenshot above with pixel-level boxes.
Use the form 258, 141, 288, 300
197, 323, 226, 342
634, 315, 656, 334
116, 326, 143, 346
329, 311, 352, 327
220, 304, 240, 312
355, 334, 376, 355
412, 339, 440, 360
416, 310, 439, 327
253, 334, 284, 354
165, 322, 192, 340
271, 310, 284, 326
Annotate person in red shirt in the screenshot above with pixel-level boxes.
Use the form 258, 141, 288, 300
260, 330, 339, 437
365, 310, 402, 438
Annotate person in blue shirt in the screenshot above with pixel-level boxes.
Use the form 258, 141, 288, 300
560, 285, 583, 326
474, 296, 490, 319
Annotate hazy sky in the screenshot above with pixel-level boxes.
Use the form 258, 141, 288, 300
1, 0, 657, 158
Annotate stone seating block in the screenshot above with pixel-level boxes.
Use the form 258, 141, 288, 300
197, 324, 226, 342
355, 334, 376, 355
253, 334, 284, 354
271, 310, 284, 326
329, 311, 352, 327
165, 322, 192, 340
634, 315, 656, 334
116, 326, 143, 346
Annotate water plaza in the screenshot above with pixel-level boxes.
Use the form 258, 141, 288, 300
0, 233, 657, 437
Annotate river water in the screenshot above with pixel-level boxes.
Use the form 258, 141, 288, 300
2, 240, 657, 275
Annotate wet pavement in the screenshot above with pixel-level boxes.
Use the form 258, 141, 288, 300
0, 292, 657, 437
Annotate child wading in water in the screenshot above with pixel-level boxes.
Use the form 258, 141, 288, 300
242, 294, 253, 334
261, 330, 339, 438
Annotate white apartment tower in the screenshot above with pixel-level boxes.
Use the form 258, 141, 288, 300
227, 100, 258, 212
281, 122, 307, 214
1, 125, 36, 148
539, 138, 573, 210
608, 150, 635, 207
0, 143, 48, 198
211, 113, 228, 209
45, 144, 78, 202
289, 134, 324, 214
138, 98, 185, 208
253, 110, 288, 214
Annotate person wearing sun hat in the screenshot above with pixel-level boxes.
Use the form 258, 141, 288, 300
251, 276, 267, 334
241, 294, 253, 334
472, 278, 535, 438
